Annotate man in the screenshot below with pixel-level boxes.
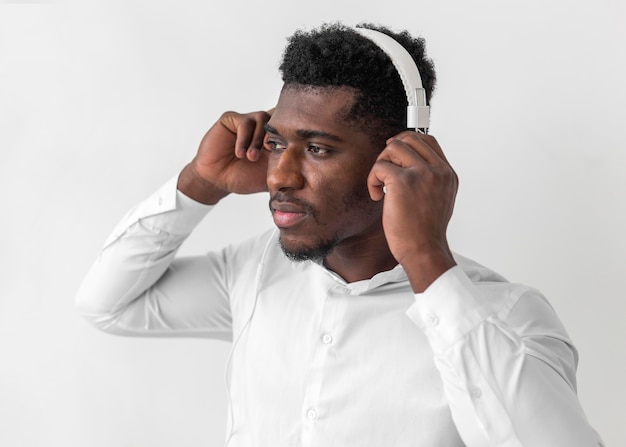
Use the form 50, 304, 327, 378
77, 23, 603, 446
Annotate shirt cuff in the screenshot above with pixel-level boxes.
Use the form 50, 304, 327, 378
104, 176, 213, 246
406, 266, 495, 352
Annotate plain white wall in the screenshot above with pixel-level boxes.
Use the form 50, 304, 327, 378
1, 0, 624, 445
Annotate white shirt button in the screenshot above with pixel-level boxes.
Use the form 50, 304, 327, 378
157, 196, 163, 206
306, 408, 318, 420
322, 334, 333, 344
469, 386, 482, 399
425, 313, 440, 327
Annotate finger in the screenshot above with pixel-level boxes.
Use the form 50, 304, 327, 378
367, 159, 404, 201
225, 113, 253, 159
246, 112, 271, 162
377, 137, 427, 168
230, 112, 265, 158
386, 132, 451, 167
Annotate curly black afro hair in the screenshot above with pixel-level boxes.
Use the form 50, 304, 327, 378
279, 22, 436, 144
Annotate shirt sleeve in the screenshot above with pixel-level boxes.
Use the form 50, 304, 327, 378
405, 266, 604, 447
75, 176, 232, 340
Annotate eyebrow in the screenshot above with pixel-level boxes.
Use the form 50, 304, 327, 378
264, 123, 344, 142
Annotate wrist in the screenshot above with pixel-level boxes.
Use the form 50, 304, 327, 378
399, 244, 456, 293
177, 163, 229, 205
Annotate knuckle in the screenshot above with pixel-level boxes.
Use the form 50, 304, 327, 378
444, 166, 458, 182
384, 139, 408, 154
390, 133, 414, 146
255, 110, 271, 120
240, 115, 255, 126
400, 165, 422, 181
396, 130, 416, 139
451, 170, 460, 189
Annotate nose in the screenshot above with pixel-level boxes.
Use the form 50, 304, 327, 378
267, 147, 305, 191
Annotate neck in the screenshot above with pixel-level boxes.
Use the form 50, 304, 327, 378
323, 232, 398, 283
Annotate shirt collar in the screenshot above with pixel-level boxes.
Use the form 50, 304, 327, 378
310, 261, 409, 295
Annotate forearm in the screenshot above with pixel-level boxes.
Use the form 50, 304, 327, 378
75, 176, 217, 335
177, 162, 230, 205
400, 244, 456, 293
76, 220, 186, 332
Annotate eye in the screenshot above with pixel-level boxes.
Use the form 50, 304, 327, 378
264, 140, 286, 152
307, 145, 330, 155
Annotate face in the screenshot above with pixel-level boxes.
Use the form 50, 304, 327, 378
265, 86, 384, 262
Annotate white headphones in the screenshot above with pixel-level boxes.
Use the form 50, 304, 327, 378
353, 27, 430, 133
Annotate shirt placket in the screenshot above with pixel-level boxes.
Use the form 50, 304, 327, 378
300, 282, 350, 447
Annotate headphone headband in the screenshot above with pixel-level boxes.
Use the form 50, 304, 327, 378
353, 27, 430, 132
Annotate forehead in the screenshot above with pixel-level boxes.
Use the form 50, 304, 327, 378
268, 86, 361, 137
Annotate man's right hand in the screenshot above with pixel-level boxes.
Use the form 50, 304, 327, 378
177, 110, 271, 204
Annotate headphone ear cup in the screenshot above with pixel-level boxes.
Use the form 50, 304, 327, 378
353, 28, 430, 132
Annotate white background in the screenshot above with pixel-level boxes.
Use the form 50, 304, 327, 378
1, 0, 624, 445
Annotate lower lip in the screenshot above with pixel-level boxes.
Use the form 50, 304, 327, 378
272, 210, 307, 228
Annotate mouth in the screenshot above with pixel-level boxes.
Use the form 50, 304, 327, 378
270, 201, 309, 229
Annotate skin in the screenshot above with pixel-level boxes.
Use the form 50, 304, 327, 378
178, 85, 458, 292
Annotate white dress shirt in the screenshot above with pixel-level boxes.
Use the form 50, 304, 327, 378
76, 177, 604, 447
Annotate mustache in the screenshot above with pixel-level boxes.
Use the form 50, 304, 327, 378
269, 192, 319, 222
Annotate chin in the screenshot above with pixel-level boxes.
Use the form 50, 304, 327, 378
278, 234, 338, 263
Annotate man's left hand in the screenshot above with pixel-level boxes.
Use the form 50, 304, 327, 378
367, 131, 458, 293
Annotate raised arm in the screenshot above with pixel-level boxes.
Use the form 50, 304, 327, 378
76, 111, 271, 338
368, 131, 603, 446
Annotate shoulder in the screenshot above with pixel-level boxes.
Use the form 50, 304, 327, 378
454, 252, 576, 371
223, 228, 280, 262
220, 228, 296, 285
453, 253, 568, 334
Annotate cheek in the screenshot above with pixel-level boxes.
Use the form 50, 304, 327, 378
347, 162, 377, 200
334, 176, 379, 217
310, 158, 376, 213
